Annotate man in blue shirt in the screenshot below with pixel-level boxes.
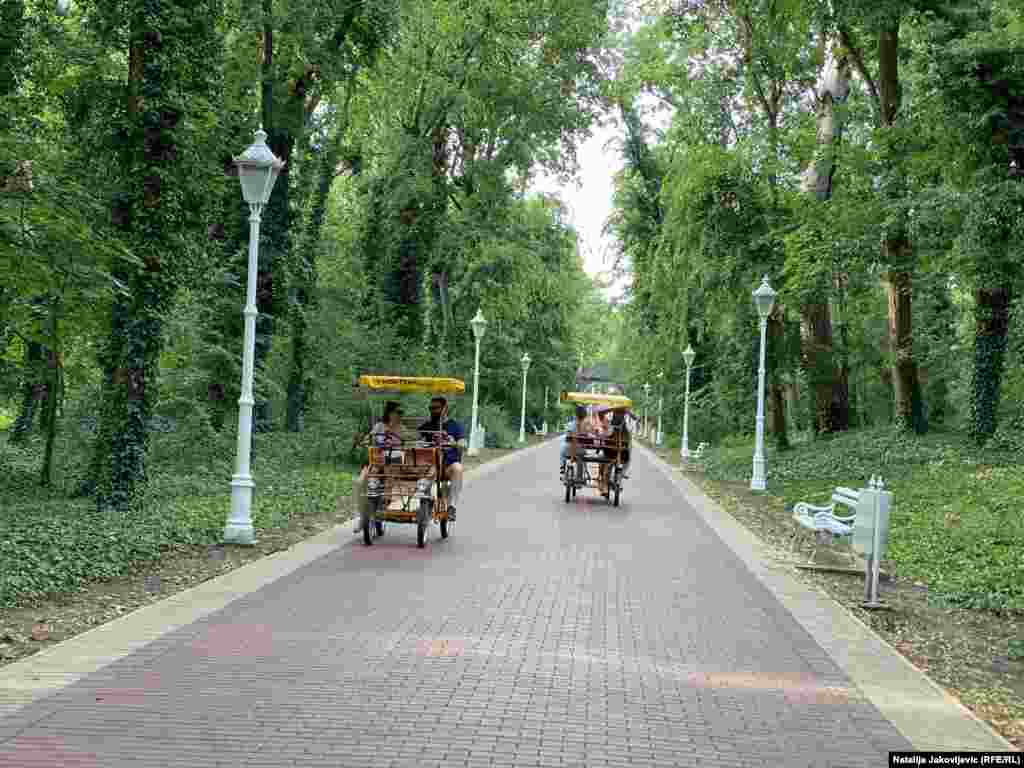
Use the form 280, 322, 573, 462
419, 397, 466, 521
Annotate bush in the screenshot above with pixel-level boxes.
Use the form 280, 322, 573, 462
476, 401, 518, 449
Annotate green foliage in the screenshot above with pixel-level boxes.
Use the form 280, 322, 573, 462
702, 426, 1024, 611
1010, 638, 1024, 660
0, 428, 354, 608
474, 401, 516, 449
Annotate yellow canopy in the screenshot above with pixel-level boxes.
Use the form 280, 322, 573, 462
355, 375, 466, 395
559, 391, 633, 409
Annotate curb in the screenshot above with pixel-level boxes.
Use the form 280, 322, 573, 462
634, 440, 1018, 753
0, 436, 559, 721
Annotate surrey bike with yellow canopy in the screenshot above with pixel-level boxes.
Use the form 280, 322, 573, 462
352, 375, 466, 548
559, 391, 632, 508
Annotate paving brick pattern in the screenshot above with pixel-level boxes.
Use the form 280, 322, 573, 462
0, 443, 912, 766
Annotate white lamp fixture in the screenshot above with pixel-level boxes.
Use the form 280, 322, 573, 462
750, 275, 777, 491
469, 308, 487, 455
681, 344, 696, 465
656, 371, 664, 445
516, 354, 532, 444
643, 382, 651, 439
519, 352, 531, 443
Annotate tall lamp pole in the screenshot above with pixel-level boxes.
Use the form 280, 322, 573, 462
519, 353, 531, 443
681, 344, 696, 465
225, 128, 285, 545
642, 382, 651, 439
543, 386, 549, 435
656, 371, 664, 446
750, 275, 777, 491
469, 309, 487, 456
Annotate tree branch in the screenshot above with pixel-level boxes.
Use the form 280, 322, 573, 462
423, 28, 487, 138
839, 25, 880, 116
736, 13, 777, 126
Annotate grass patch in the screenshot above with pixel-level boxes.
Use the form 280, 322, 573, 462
0, 429, 356, 609
698, 426, 1024, 613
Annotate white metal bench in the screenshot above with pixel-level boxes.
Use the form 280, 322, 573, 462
791, 486, 859, 563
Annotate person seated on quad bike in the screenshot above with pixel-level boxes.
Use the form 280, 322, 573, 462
353, 401, 402, 533
418, 397, 465, 522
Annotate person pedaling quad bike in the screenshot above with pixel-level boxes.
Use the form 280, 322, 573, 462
418, 396, 465, 522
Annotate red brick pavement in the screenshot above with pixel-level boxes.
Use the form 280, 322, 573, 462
0, 442, 912, 766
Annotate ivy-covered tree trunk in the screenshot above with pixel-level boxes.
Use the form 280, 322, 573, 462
39, 297, 62, 486
0, 0, 25, 125
921, 280, 953, 425
383, 127, 449, 344
10, 339, 44, 442
970, 286, 1012, 444
878, 22, 926, 434
88, 0, 222, 509
285, 85, 357, 432
254, 6, 290, 432
802, 302, 849, 433
885, 267, 925, 431
799, 40, 851, 434
767, 309, 789, 450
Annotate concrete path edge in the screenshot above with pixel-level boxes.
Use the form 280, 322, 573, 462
634, 441, 1017, 752
0, 438, 559, 720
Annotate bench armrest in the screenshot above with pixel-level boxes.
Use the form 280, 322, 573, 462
794, 501, 835, 518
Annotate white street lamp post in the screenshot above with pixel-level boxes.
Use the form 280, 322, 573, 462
519, 353, 531, 443
469, 309, 487, 456
750, 275, 777, 491
542, 386, 548, 435
225, 128, 285, 545
643, 382, 651, 439
656, 371, 664, 445
681, 344, 696, 465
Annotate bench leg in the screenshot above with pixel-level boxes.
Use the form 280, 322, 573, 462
790, 526, 821, 564
789, 526, 811, 556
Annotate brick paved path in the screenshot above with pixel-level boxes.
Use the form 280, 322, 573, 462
0, 442, 911, 767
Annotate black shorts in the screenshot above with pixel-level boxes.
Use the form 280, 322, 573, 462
602, 447, 629, 463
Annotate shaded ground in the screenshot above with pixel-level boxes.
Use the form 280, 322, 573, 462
0, 438, 545, 670
643, 438, 1024, 749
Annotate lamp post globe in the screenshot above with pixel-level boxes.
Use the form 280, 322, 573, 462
753, 275, 777, 320
750, 275, 776, 491
224, 128, 285, 546
681, 344, 696, 464
683, 345, 696, 369
468, 309, 487, 455
519, 353, 531, 443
